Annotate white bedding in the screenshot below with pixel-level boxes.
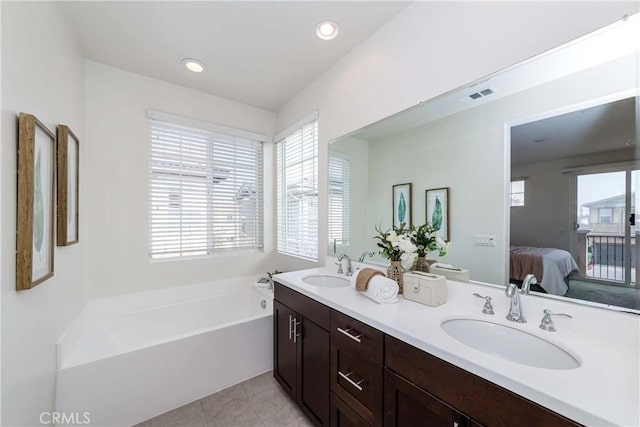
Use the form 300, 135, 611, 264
540, 249, 579, 295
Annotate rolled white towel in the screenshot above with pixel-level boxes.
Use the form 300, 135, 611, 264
364, 276, 399, 304
350, 269, 398, 304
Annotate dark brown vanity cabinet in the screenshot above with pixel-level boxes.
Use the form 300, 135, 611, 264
384, 368, 469, 427
274, 282, 582, 427
274, 283, 331, 426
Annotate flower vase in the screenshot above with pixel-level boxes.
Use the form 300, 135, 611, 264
415, 256, 432, 273
387, 261, 405, 294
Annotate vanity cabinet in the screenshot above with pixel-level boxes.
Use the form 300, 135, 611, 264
274, 282, 582, 427
385, 335, 581, 427
330, 311, 384, 426
384, 368, 470, 427
274, 283, 331, 426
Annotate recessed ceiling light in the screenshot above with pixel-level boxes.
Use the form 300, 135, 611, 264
316, 21, 339, 40
181, 58, 206, 73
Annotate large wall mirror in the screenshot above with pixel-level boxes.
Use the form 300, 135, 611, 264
327, 16, 639, 312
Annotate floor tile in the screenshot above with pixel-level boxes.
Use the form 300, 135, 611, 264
138, 371, 309, 427
241, 372, 278, 398
148, 401, 206, 427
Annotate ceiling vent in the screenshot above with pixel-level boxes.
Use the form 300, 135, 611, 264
467, 87, 495, 100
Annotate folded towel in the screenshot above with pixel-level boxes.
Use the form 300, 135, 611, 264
351, 269, 399, 304
353, 268, 385, 291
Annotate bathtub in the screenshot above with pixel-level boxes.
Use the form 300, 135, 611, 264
55, 277, 273, 427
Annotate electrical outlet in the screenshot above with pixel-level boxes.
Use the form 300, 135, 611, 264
473, 235, 496, 247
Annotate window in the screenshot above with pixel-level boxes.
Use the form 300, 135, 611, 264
510, 180, 525, 207
328, 153, 350, 247
148, 113, 263, 259
598, 208, 613, 224
276, 119, 318, 260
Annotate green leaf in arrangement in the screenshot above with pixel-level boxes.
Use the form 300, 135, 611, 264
34, 148, 44, 255
432, 196, 443, 231
398, 192, 407, 223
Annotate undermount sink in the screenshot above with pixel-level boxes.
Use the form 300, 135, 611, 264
302, 275, 350, 288
441, 318, 581, 370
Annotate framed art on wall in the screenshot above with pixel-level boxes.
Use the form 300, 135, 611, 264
57, 125, 79, 246
16, 113, 56, 290
426, 187, 449, 241
392, 183, 412, 228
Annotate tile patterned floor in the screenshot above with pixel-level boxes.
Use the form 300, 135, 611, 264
135, 372, 314, 427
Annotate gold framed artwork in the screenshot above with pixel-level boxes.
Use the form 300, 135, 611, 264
16, 113, 56, 290
426, 187, 450, 241
57, 125, 79, 246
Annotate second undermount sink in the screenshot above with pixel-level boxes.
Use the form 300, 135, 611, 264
441, 318, 581, 370
302, 275, 350, 288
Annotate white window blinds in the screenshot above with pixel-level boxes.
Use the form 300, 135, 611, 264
276, 119, 318, 260
149, 116, 263, 259
328, 154, 350, 246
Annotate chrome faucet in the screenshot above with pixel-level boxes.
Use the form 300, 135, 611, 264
337, 254, 354, 276
539, 309, 573, 332
358, 251, 374, 263
505, 274, 536, 323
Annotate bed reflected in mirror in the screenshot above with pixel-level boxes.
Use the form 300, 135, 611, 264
510, 96, 639, 310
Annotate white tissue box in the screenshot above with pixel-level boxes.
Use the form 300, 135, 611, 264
428, 264, 470, 282
403, 272, 447, 307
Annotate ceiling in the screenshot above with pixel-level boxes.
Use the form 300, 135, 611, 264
59, 1, 409, 111
511, 97, 636, 166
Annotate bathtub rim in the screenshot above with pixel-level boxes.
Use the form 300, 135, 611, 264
57, 278, 274, 370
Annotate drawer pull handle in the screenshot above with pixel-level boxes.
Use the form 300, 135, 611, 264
338, 370, 364, 392
288, 315, 293, 340
337, 327, 362, 343
293, 318, 301, 343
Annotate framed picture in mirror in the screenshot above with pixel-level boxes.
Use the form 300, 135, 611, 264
426, 187, 449, 241
16, 113, 56, 290
57, 125, 79, 246
392, 183, 412, 227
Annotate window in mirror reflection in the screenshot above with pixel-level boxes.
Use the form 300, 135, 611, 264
510, 180, 525, 207
328, 154, 350, 248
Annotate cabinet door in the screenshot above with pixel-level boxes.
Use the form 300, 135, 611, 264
274, 300, 297, 399
384, 369, 469, 427
298, 317, 331, 426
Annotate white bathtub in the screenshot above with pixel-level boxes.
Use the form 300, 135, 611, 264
55, 277, 273, 427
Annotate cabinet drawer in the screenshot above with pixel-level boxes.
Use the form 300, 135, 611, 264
330, 392, 371, 427
331, 339, 383, 426
385, 335, 580, 427
275, 282, 331, 331
331, 310, 383, 364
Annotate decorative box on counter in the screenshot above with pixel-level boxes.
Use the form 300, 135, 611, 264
403, 272, 447, 307
428, 263, 470, 282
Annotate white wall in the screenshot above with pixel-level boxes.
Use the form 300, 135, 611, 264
1, 3, 87, 425
276, 1, 639, 268
85, 62, 277, 297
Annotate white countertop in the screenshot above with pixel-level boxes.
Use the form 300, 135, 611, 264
274, 265, 640, 426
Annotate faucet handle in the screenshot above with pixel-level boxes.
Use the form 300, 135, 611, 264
473, 293, 494, 315
539, 309, 572, 332
335, 262, 344, 275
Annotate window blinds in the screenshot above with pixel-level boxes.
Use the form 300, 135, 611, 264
276, 120, 318, 260
328, 154, 350, 246
149, 117, 263, 259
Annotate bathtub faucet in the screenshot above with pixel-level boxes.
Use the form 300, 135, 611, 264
257, 273, 274, 291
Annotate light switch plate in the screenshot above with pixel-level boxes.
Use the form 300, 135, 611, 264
473, 235, 496, 247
